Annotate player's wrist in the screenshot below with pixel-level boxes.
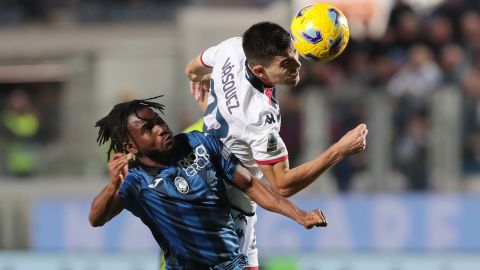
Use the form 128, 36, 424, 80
107, 180, 121, 193
328, 143, 344, 162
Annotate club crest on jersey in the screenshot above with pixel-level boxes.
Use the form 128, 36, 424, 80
267, 133, 278, 152
174, 176, 189, 194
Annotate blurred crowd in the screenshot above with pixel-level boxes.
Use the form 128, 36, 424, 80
280, 0, 480, 191
0, 84, 61, 177
0, 0, 274, 25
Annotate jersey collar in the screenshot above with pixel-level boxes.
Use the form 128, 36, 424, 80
244, 60, 275, 94
132, 160, 163, 176
245, 61, 278, 105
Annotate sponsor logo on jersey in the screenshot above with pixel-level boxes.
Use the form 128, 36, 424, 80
264, 113, 276, 125
221, 57, 240, 114
174, 176, 190, 194
148, 177, 163, 189
267, 133, 278, 152
178, 145, 211, 176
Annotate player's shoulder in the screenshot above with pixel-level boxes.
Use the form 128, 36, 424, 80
183, 130, 215, 143
120, 168, 144, 194
220, 37, 242, 48
183, 131, 220, 150
214, 37, 244, 59
182, 130, 204, 140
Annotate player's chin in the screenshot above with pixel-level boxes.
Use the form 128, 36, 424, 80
285, 76, 300, 86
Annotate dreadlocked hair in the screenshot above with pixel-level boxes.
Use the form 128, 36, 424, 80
95, 95, 165, 160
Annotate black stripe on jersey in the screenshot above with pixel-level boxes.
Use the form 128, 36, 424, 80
140, 189, 207, 265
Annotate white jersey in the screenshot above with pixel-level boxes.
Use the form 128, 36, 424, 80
201, 37, 288, 214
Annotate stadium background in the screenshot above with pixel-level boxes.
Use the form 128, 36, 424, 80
0, 0, 480, 269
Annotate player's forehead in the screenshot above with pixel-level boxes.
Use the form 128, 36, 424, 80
128, 107, 161, 126
270, 49, 297, 65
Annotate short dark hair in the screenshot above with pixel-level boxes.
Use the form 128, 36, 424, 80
242, 21, 292, 65
95, 96, 165, 160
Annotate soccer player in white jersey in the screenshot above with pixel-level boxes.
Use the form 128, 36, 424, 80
185, 22, 368, 269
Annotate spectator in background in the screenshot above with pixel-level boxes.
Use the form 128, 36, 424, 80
387, 0, 415, 31
0, 89, 40, 177
394, 112, 429, 190
388, 45, 441, 104
459, 11, 480, 69
389, 10, 422, 61
278, 88, 304, 167
329, 102, 368, 192
387, 45, 441, 190
425, 15, 454, 56
432, 0, 468, 41
439, 43, 467, 86
461, 69, 480, 174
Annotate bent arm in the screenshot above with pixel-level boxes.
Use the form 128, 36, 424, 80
232, 165, 327, 228
259, 124, 368, 197
89, 153, 130, 227
260, 145, 343, 197
185, 53, 213, 82
89, 183, 125, 227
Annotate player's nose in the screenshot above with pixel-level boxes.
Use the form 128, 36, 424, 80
291, 58, 301, 70
153, 122, 169, 136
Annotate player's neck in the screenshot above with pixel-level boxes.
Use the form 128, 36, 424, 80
135, 159, 163, 175
136, 149, 174, 169
258, 76, 275, 87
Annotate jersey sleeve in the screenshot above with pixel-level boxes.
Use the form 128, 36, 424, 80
200, 37, 241, 68
118, 174, 141, 208
200, 45, 219, 68
248, 127, 289, 165
202, 132, 240, 182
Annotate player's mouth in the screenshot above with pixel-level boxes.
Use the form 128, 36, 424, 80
288, 72, 299, 78
161, 131, 173, 144
164, 134, 172, 143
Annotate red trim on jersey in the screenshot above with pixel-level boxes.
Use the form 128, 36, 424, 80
264, 87, 273, 105
199, 51, 212, 68
246, 267, 259, 270
255, 155, 288, 165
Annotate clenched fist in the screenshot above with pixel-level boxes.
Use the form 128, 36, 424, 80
302, 209, 328, 229
334, 123, 368, 156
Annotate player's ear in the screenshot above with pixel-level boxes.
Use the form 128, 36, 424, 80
251, 65, 268, 80
123, 142, 138, 154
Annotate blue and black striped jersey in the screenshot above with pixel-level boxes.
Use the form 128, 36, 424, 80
118, 131, 247, 269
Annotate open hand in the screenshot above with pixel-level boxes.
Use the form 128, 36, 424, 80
303, 209, 328, 229
189, 80, 210, 102
334, 123, 368, 156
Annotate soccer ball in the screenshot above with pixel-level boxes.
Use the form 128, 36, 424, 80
290, 3, 350, 62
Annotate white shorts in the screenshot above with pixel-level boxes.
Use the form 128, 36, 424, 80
231, 209, 258, 267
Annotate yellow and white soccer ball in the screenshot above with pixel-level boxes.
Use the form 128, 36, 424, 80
290, 3, 350, 62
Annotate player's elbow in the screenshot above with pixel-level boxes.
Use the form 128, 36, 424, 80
270, 183, 295, 198
185, 64, 199, 81
276, 187, 295, 198
89, 213, 105, 227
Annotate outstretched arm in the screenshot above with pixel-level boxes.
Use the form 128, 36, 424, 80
89, 153, 131, 227
260, 124, 368, 197
232, 164, 327, 229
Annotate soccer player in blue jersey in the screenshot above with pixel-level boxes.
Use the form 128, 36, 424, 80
89, 97, 328, 269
